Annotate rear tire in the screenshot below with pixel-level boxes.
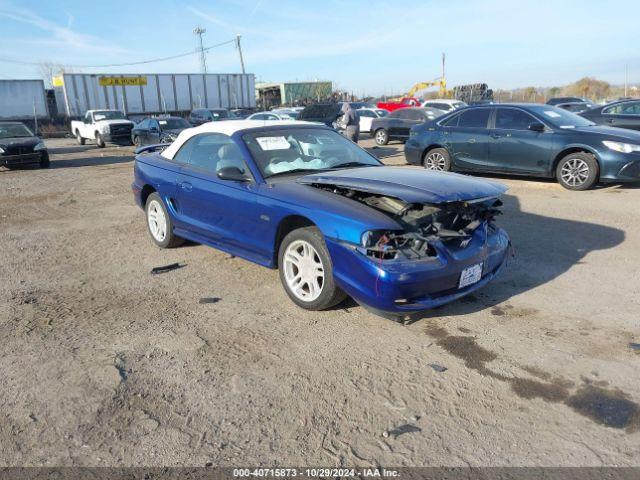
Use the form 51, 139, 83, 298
423, 147, 451, 171
556, 152, 598, 190
76, 130, 85, 145
374, 128, 389, 145
95, 132, 106, 148
278, 227, 346, 311
145, 192, 184, 248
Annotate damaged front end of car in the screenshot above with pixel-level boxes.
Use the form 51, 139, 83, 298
301, 178, 511, 315
311, 183, 503, 261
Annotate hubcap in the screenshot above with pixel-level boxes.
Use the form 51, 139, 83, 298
376, 130, 386, 143
283, 240, 324, 302
425, 152, 446, 170
560, 158, 590, 186
147, 200, 167, 242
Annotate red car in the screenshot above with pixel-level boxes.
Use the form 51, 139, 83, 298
377, 97, 421, 112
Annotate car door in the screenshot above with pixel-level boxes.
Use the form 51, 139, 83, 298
601, 101, 640, 130
173, 133, 268, 263
446, 108, 492, 170
147, 119, 161, 144
358, 110, 375, 132
487, 107, 553, 174
133, 119, 150, 144
386, 109, 406, 137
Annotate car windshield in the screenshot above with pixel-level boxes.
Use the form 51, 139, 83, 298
0, 123, 34, 138
159, 118, 190, 129
210, 110, 231, 119
243, 128, 382, 178
530, 105, 595, 128
93, 110, 126, 121
375, 109, 389, 117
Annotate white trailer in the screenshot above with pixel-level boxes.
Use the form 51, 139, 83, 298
0, 80, 49, 121
54, 73, 256, 118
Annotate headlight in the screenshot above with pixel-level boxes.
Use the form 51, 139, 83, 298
602, 140, 640, 153
409, 130, 419, 137
0, 146, 4, 154
100, 124, 111, 133
34, 142, 46, 151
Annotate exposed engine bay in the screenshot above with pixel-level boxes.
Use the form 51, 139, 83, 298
311, 184, 502, 260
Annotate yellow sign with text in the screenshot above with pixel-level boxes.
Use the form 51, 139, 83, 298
98, 76, 148, 87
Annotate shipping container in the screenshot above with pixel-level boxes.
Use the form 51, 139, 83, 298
0, 80, 49, 120
54, 73, 256, 118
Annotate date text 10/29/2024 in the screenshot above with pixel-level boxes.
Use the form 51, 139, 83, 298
233, 468, 399, 478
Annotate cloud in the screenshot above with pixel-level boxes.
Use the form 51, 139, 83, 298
0, 3, 124, 56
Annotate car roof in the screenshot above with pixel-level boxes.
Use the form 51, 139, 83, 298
161, 120, 319, 159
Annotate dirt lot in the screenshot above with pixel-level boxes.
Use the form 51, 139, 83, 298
1, 136, 639, 467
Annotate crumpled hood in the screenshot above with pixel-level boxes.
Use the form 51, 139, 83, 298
298, 166, 507, 203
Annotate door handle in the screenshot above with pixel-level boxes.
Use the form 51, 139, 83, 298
490, 133, 501, 139
606, 118, 615, 124
179, 181, 192, 192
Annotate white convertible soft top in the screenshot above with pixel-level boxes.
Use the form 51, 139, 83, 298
161, 120, 318, 160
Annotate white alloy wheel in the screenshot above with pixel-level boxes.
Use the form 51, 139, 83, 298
560, 158, 590, 187
425, 151, 447, 170
283, 240, 324, 302
147, 199, 167, 242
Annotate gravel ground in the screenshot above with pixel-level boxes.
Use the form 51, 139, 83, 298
0, 136, 639, 466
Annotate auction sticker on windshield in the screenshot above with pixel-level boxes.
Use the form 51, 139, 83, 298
459, 262, 483, 289
257, 136, 291, 150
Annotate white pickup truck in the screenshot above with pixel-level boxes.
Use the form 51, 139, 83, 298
71, 110, 135, 148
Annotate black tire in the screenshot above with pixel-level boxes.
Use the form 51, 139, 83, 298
556, 152, 598, 191
145, 192, 184, 248
423, 147, 452, 171
76, 130, 85, 145
95, 132, 106, 148
39, 152, 50, 169
133, 136, 141, 147
374, 128, 389, 145
278, 227, 346, 311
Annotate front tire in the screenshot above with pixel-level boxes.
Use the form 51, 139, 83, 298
556, 152, 598, 190
278, 227, 346, 311
145, 193, 184, 248
374, 128, 389, 145
95, 132, 106, 148
133, 136, 141, 147
423, 147, 451, 171
76, 130, 85, 145
39, 152, 50, 168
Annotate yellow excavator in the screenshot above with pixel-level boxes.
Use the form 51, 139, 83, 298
386, 78, 448, 103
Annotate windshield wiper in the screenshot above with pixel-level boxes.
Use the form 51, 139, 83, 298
329, 162, 379, 169
266, 168, 323, 178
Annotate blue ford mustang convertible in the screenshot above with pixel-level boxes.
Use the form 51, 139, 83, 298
132, 121, 510, 315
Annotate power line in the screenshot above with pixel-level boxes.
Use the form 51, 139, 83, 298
0, 38, 236, 69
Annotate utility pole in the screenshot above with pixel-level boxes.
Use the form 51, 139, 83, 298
236, 34, 246, 74
193, 27, 207, 74
625, 64, 629, 97
441, 52, 445, 80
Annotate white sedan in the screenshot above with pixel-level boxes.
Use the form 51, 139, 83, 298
247, 111, 294, 121
357, 108, 389, 133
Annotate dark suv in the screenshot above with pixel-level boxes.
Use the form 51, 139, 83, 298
189, 108, 236, 126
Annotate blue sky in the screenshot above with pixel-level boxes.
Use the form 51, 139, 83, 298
0, 0, 638, 96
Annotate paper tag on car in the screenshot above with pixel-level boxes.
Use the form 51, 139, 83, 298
459, 262, 483, 289
256, 136, 291, 150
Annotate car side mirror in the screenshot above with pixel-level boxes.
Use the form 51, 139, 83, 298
217, 166, 249, 182
528, 122, 545, 132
